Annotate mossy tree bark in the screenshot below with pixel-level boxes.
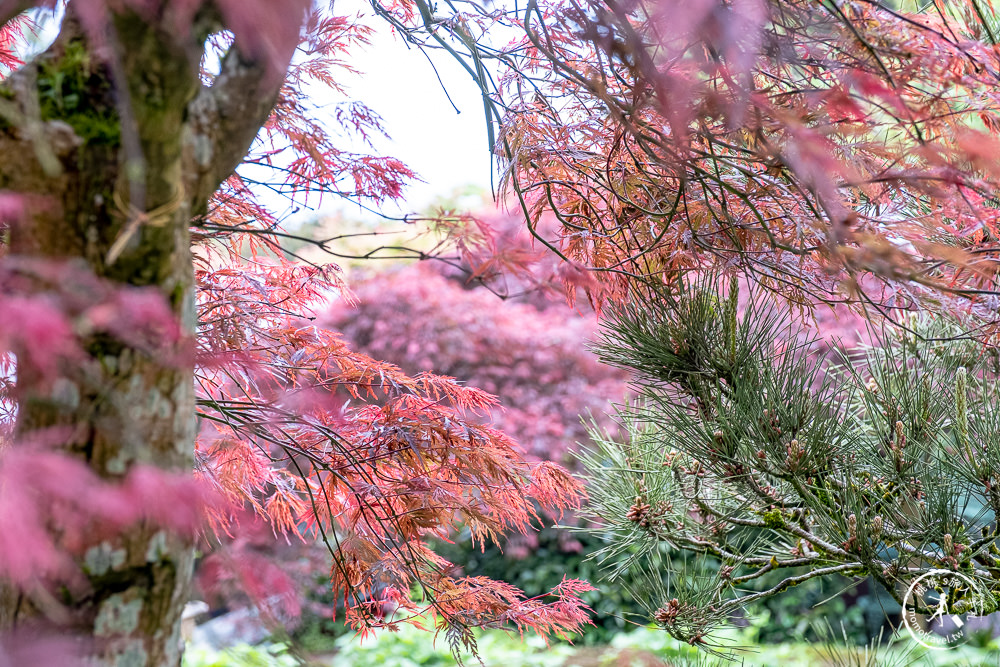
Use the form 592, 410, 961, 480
0, 6, 299, 666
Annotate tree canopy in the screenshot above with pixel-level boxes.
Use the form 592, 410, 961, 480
494, 0, 1000, 321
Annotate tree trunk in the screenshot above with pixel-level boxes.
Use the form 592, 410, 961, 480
0, 13, 199, 666
0, 7, 295, 665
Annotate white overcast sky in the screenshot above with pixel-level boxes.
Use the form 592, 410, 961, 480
28, 2, 499, 224
303, 0, 500, 222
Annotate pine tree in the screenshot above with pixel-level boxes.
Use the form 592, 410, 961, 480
579, 274, 1000, 647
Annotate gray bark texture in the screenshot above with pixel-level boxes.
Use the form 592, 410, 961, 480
0, 6, 298, 665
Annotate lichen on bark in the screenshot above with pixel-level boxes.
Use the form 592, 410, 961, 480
0, 4, 300, 665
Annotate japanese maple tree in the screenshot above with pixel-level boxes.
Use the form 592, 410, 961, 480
8, 0, 1000, 661
0, 2, 593, 665
483, 0, 1000, 320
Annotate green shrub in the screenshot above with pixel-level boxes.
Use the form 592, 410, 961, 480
744, 573, 899, 645
433, 519, 663, 645
285, 568, 352, 654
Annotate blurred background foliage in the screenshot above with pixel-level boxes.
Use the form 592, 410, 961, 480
207, 202, 978, 663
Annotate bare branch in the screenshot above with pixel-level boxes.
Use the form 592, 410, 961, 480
183, 40, 301, 214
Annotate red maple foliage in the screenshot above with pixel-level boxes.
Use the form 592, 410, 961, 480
0, 0, 595, 656
13, 0, 1000, 659
191, 253, 593, 639
483, 0, 1000, 325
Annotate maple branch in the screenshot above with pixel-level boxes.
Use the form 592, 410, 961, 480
184, 38, 301, 214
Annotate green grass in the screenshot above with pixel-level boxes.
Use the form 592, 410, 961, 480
183, 624, 1000, 667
